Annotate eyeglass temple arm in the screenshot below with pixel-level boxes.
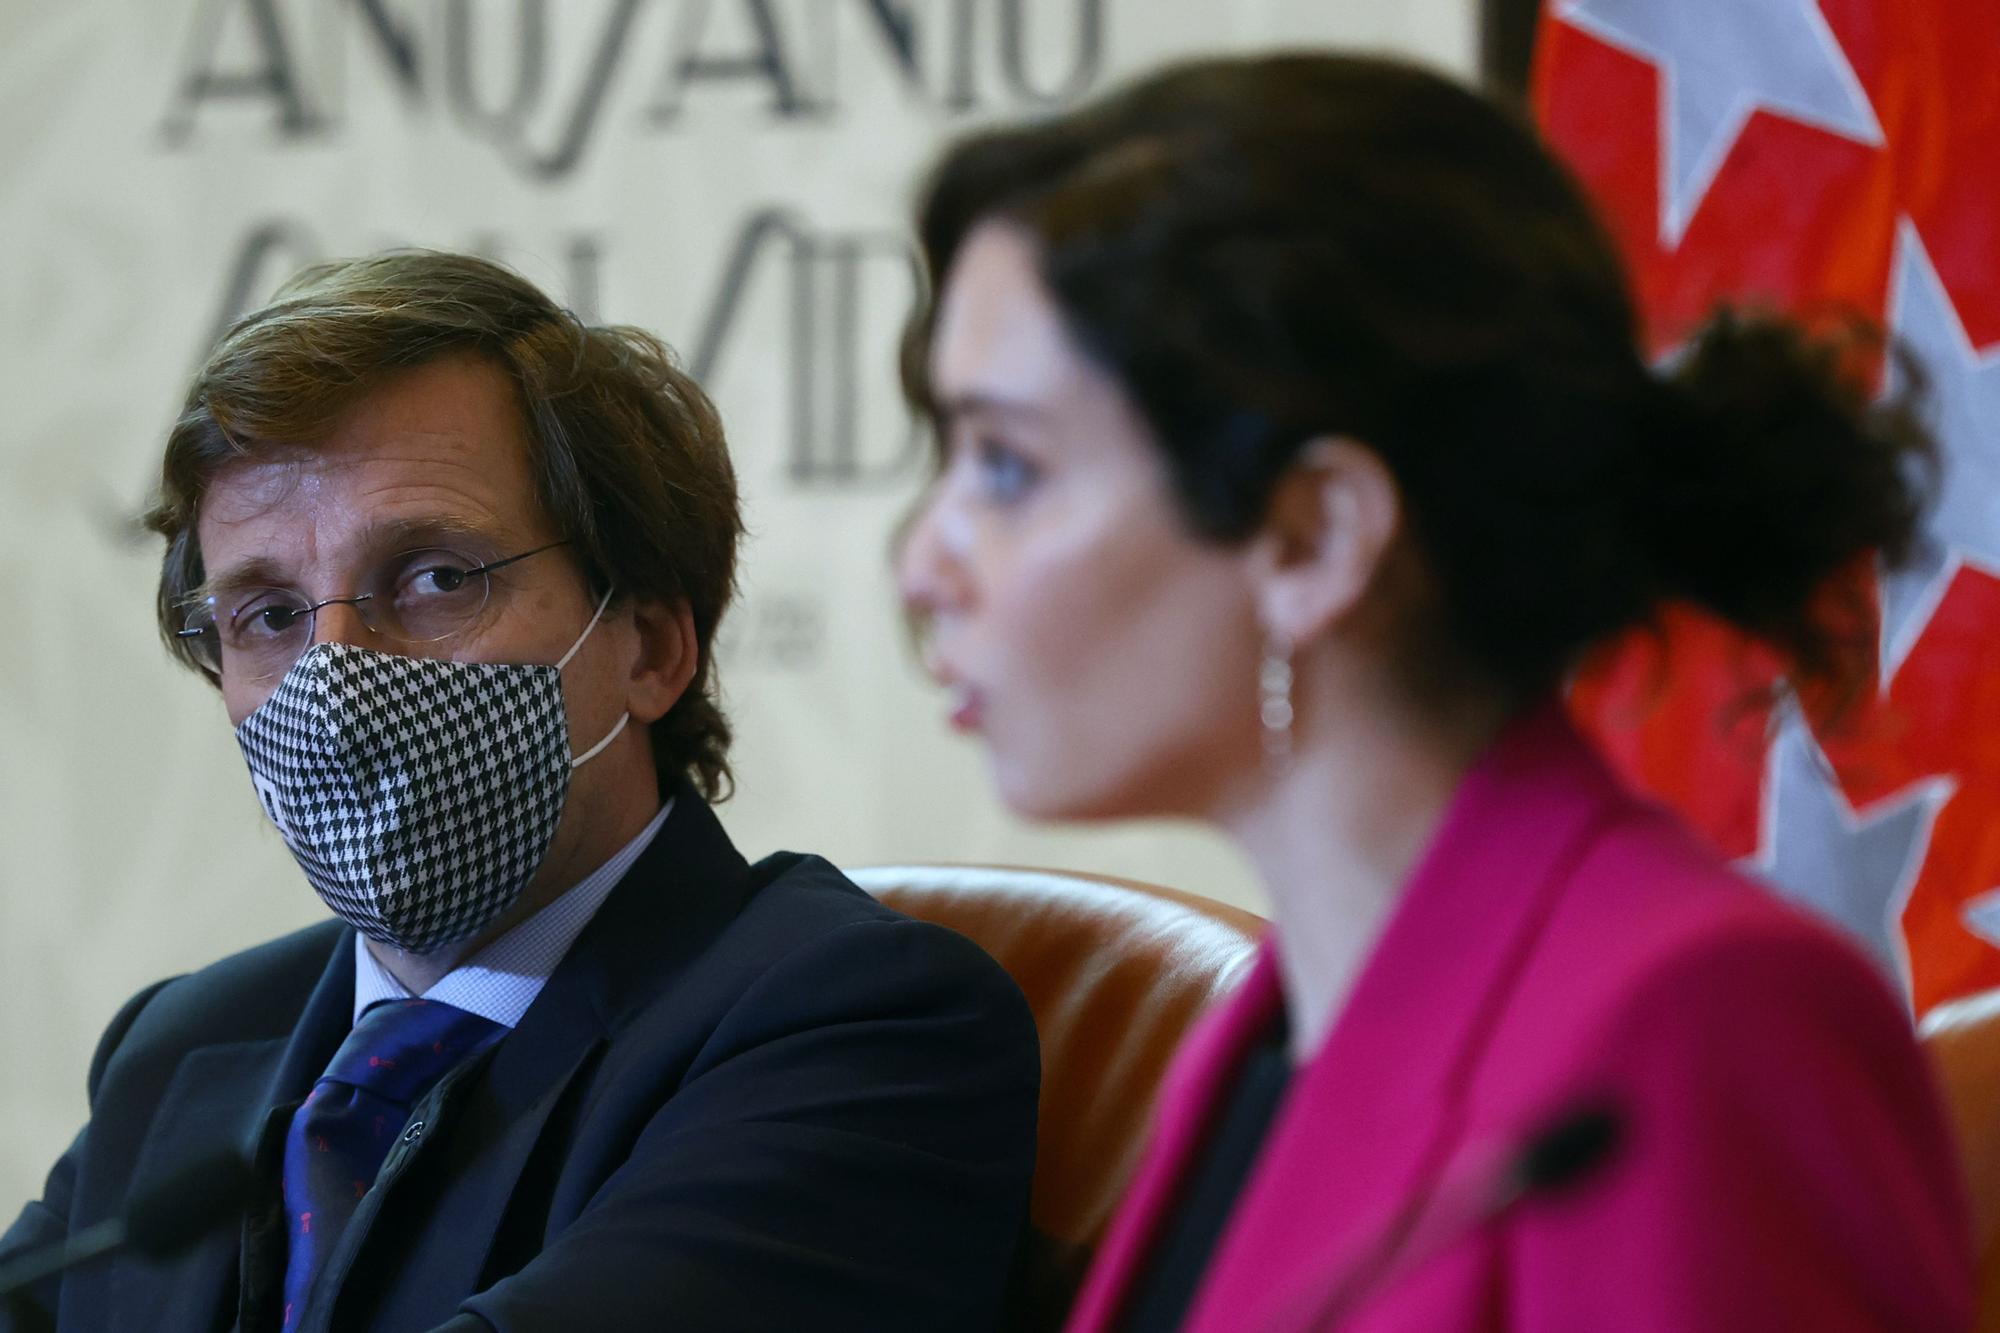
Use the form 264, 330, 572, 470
473, 539, 571, 577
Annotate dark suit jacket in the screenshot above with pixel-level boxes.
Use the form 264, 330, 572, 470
0, 789, 1039, 1332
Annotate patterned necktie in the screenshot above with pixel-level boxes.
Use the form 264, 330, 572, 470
279, 998, 505, 1330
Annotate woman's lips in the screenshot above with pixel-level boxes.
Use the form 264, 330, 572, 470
946, 681, 985, 732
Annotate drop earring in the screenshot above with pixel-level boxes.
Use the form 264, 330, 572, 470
1260, 633, 1294, 759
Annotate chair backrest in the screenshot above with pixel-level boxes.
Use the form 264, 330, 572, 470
1920, 989, 2000, 1331
850, 864, 1264, 1324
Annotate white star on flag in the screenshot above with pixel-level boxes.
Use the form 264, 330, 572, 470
1956, 888, 2000, 953
1557, 0, 1882, 243
1878, 220, 2000, 679
1747, 704, 1952, 992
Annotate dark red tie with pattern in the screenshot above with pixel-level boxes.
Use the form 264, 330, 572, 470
278, 998, 504, 1329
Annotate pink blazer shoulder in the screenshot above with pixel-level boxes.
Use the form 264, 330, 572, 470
1066, 706, 1973, 1332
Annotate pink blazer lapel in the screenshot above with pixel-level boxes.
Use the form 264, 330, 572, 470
1188, 705, 1627, 1331
1071, 705, 1630, 1333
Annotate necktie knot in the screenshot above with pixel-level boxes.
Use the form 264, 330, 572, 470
323, 998, 504, 1100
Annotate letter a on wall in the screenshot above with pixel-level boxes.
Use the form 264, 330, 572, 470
1534, 0, 2000, 1015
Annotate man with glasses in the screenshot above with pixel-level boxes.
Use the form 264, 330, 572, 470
0, 252, 1038, 1332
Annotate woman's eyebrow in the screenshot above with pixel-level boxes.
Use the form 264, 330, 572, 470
936, 391, 1052, 425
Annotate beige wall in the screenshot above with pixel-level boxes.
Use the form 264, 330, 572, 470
0, 0, 1476, 1210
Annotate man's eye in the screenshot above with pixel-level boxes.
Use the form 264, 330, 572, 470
974, 439, 1040, 503
396, 553, 479, 600
416, 566, 468, 595
232, 597, 303, 640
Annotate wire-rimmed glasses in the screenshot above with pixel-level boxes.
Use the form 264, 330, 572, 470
177, 540, 571, 683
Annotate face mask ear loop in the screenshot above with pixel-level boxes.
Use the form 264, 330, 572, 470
571, 712, 630, 768
555, 585, 617, 672
558, 585, 629, 768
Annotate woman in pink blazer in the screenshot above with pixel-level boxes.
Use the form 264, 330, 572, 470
895, 52, 1973, 1332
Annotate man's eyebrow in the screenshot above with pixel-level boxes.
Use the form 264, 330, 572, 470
190, 515, 507, 604
362, 514, 500, 551
188, 557, 289, 605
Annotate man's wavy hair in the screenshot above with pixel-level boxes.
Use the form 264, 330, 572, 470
145, 250, 743, 800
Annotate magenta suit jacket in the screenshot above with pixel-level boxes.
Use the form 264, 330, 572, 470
1066, 706, 1973, 1332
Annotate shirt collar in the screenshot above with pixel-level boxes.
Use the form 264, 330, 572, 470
352, 798, 675, 1028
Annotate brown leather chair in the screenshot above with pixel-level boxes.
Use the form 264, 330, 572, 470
850, 864, 1265, 1330
1921, 990, 2000, 1331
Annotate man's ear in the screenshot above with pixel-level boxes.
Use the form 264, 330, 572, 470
1249, 437, 1402, 647
625, 597, 699, 725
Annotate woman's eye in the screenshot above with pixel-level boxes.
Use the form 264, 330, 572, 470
973, 438, 1040, 503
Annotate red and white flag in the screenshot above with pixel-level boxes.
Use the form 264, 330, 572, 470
1534, 0, 2000, 1016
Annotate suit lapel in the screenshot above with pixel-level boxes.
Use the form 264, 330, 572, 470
101, 923, 353, 1333
329, 786, 756, 1325
382, 955, 614, 1312
469, 785, 757, 1211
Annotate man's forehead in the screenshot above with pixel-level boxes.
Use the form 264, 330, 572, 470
199, 356, 544, 540
200, 434, 504, 526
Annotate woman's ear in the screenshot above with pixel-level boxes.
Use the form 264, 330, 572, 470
1249, 437, 1403, 647
625, 597, 700, 725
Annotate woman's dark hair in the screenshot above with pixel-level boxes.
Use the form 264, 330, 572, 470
904, 53, 1927, 708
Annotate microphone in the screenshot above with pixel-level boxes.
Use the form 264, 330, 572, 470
0, 1150, 254, 1299
1512, 1102, 1621, 1198
1267, 1101, 1624, 1331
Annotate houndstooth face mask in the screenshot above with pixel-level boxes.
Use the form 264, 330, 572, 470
233, 590, 628, 954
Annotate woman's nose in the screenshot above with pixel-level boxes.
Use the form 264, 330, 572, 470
896, 498, 968, 617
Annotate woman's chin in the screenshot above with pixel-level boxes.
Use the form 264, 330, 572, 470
990, 755, 1087, 823
991, 757, 1149, 825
